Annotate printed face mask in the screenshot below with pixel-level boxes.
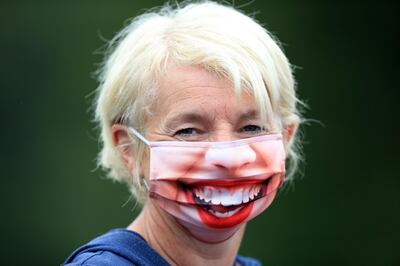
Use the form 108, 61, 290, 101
128, 127, 286, 243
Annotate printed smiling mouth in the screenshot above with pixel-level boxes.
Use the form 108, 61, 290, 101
189, 180, 269, 218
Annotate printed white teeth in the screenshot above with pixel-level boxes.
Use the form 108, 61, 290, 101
208, 206, 244, 218
220, 189, 231, 206
203, 187, 212, 202
243, 189, 250, 203
211, 190, 221, 205
249, 186, 255, 200
194, 187, 204, 201
232, 189, 243, 205
193, 183, 263, 206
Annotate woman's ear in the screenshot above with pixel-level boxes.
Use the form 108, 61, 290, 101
283, 123, 298, 145
112, 124, 136, 173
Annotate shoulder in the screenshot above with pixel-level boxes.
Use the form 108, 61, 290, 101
63, 250, 132, 266
236, 255, 263, 266
63, 229, 170, 266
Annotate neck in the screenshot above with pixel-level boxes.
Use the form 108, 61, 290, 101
128, 199, 245, 266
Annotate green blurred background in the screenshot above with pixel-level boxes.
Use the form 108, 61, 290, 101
1, 0, 398, 265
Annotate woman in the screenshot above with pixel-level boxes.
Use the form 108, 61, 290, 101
64, 1, 304, 265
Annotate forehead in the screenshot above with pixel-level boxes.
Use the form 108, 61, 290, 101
151, 65, 259, 119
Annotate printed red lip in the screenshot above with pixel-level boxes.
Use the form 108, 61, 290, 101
181, 179, 269, 228
195, 201, 255, 228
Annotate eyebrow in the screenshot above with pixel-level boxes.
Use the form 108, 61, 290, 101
163, 112, 209, 130
237, 109, 260, 123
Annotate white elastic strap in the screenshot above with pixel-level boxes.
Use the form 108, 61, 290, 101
143, 179, 150, 191
128, 127, 150, 146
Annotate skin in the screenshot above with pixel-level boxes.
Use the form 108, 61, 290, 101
112, 65, 297, 266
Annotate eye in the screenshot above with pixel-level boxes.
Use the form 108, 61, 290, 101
240, 125, 265, 134
174, 128, 200, 137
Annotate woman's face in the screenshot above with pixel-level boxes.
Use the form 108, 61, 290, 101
146, 65, 271, 142
138, 65, 285, 242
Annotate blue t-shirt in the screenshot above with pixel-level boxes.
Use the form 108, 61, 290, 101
63, 229, 261, 266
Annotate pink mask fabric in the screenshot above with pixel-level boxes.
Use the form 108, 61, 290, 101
129, 127, 286, 243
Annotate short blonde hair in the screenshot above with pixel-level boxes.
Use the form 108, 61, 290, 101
95, 1, 305, 203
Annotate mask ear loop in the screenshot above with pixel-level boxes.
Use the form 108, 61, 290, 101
127, 127, 151, 192
142, 179, 150, 191
128, 127, 150, 146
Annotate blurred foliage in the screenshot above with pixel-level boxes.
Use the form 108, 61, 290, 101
0, 1, 398, 265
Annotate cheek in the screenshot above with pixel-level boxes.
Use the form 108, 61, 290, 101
178, 148, 210, 179
174, 148, 208, 174
249, 189, 278, 219
250, 141, 285, 167
150, 146, 208, 181
250, 143, 271, 165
